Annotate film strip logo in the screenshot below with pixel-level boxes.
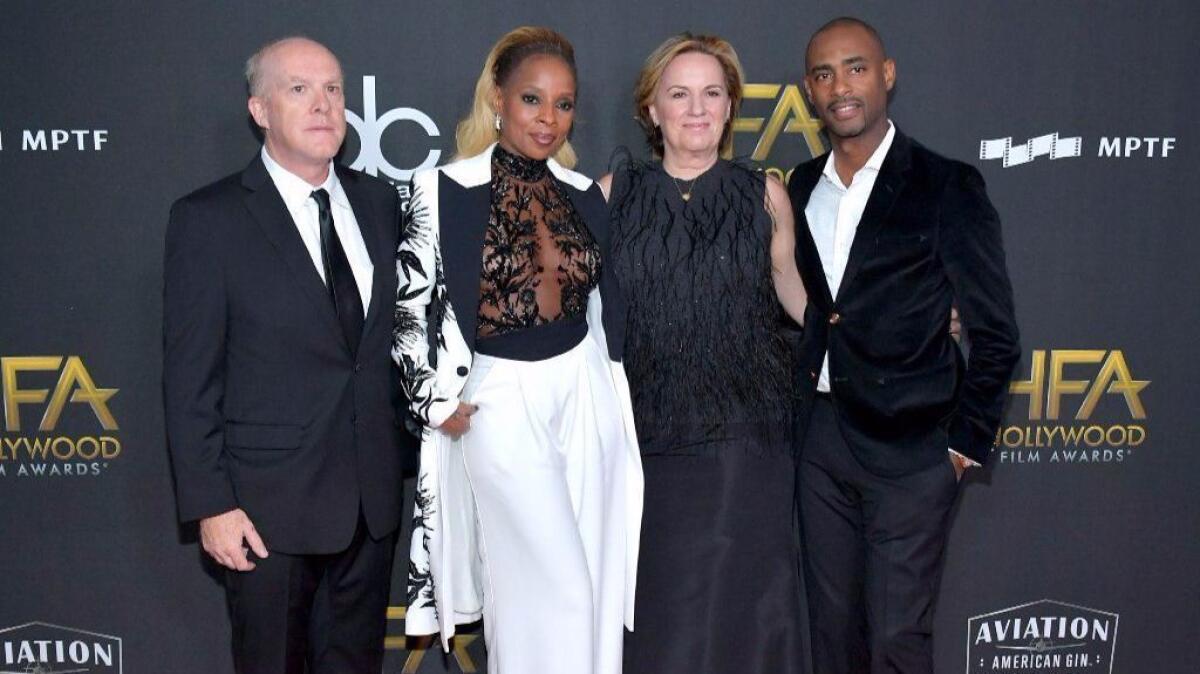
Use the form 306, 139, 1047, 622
979, 133, 1082, 167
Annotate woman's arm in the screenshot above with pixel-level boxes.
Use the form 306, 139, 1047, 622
597, 173, 614, 202
392, 177, 467, 431
765, 175, 807, 326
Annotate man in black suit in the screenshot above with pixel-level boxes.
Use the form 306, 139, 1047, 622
163, 36, 406, 673
788, 17, 1020, 674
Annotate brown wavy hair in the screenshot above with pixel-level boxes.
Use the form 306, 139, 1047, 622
633, 33, 745, 159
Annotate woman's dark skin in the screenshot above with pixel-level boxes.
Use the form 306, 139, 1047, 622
441, 53, 579, 439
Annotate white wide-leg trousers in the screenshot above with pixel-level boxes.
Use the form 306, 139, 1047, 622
458, 337, 628, 674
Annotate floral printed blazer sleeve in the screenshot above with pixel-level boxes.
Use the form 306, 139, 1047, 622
391, 173, 460, 429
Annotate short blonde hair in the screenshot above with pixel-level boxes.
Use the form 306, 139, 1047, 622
633, 33, 745, 159
455, 26, 578, 168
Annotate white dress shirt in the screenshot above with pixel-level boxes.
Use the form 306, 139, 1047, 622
804, 124, 974, 466
261, 147, 373, 316
805, 121, 896, 393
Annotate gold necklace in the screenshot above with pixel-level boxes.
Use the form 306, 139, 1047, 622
667, 160, 715, 202
671, 175, 698, 202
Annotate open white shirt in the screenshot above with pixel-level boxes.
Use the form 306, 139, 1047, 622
805, 121, 896, 392
261, 147, 373, 316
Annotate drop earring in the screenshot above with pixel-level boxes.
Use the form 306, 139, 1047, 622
494, 115, 502, 131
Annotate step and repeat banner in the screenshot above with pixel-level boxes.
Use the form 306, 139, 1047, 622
2, 1, 1197, 672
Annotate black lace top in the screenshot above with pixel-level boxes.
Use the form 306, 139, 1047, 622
608, 157, 796, 455
477, 145, 601, 338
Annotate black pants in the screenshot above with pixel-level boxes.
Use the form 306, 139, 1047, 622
797, 397, 959, 674
224, 516, 396, 674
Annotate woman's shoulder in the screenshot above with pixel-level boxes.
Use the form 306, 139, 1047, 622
604, 148, 659, 206
409, 157, 460, 192
417, 148, 494, 191
405, 153, 490, 231
607, 146, 656, 178
714, 157, 771, 204
720, 156, 767, 183
547, 160, 596, 193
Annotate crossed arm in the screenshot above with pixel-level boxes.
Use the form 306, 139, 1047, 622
392, 178, 476, 438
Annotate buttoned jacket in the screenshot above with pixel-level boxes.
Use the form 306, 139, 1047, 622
163, 155, 408, 553
788, 129, 1021, 474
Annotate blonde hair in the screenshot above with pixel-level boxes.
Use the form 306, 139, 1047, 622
455, 26, 578, 168
633, 33, 745, 159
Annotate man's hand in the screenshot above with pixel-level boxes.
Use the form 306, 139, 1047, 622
949, 452, 972, 482
439, 402, 478, 439
949, 306, 962, 343
200, 508, 268, 571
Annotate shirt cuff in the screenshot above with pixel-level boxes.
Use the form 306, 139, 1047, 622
949, 448, 980, 467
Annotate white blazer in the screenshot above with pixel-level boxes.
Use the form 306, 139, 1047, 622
392, 144, 643, 649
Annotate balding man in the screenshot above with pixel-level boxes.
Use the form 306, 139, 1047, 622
163, 37, 409, 673
788, 17, 1020, 674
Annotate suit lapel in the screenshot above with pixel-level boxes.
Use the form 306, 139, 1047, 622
439, 173, 490, 353
338, 166, 391, 350
790, 160, 835, 307
557, 181, 607, 241
240, 156, 344, 346
837, 131, 912, 297
433, 146, 598, 354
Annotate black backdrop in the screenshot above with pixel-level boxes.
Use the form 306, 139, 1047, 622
2, 2, 1197, 672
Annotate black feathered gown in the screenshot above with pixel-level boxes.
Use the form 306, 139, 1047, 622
608, 158, 805, 673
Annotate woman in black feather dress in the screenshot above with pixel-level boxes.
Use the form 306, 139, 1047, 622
598, 33, 809, 673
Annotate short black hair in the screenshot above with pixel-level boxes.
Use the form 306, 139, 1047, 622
806, 16, 887, 67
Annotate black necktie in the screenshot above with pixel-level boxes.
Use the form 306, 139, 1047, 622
311, 188, 364, 356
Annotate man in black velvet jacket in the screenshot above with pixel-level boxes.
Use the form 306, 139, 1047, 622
787, 17, 1020, 674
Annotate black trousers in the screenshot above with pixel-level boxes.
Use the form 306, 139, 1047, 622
797, 397, 959, 674
224, 516, 397, 674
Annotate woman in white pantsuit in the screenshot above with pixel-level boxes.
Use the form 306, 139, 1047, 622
391, 26, 643, 674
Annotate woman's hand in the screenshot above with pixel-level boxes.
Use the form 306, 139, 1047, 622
439, 402, 479, 438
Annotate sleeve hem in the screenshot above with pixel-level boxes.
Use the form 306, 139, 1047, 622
426, 397, 460, 429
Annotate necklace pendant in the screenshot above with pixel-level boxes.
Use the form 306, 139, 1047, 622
672, 174, 697, 202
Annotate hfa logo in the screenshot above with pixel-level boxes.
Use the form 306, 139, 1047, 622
966, 600, 1118, 673
732, 83, 826, 183
980, 132, 1176, 167
0, 622, 123, 673
995, 349, 1148, 466
0, 356, 120, 478
384, 606, 481, 673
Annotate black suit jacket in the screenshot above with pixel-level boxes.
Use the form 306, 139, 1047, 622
163, 155, 410, 554
788, 129, 1020, 475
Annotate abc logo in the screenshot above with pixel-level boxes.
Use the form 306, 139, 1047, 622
346, 76, 442, 182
